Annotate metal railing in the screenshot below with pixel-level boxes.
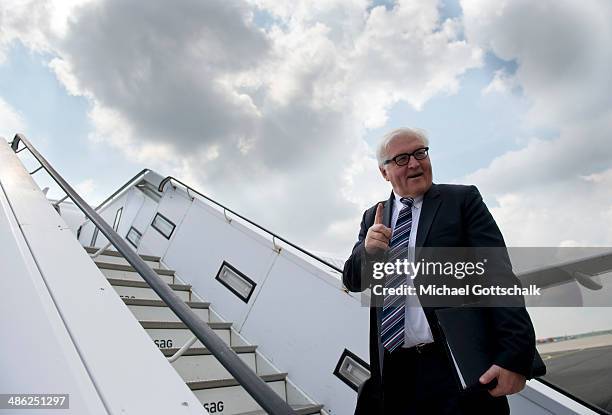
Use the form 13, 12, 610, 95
76, 168, 152, 232
9, 134, 297, 415
158, 176, 343, 274
94, 168, 151, 211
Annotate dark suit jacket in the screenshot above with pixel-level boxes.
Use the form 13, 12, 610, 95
342, 184, 536, 414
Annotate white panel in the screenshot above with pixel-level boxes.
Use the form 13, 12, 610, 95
131, 196, 158, 246
508, 393, 556, 415
57, 202, 86, 235
117, 190, 145, 238
138, 185, 191, 257
163, 201, 278, 326
90, 194, 130, 248
239, 250, 367, 415
0, 164, 107, 415
509, 380, 600, 415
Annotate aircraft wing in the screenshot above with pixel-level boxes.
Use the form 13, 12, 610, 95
517, 251, 612, 290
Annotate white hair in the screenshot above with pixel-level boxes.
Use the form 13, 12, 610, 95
376, 128, 429, 166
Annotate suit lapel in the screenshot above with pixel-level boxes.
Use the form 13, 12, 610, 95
415, 185, 442, 341
416, 184, 441, 248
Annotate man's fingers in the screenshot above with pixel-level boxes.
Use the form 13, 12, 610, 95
371, 224, 392, 238
487, 379, 513, 397
481, 365, 525, 397
488, 384, 505, 397
367, 239, 389, 251
479, 365, 500, 385
374, 203, 383, 225
368, 232, 390, 245
365, 208, 390, 254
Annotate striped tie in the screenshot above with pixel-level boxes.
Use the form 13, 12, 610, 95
381, 197, 414, 352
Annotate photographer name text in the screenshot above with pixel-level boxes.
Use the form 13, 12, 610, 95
372, 284, 541, 297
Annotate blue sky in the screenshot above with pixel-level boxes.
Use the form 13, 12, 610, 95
2, 0, 612, 337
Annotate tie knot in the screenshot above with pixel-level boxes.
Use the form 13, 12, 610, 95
400, 197, 414, 208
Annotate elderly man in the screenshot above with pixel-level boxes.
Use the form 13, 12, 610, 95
342, 128, 536, 414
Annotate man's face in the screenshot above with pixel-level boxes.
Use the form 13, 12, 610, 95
379, 134, 433, 197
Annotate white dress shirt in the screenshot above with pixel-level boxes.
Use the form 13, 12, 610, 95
390, 191, 434, 347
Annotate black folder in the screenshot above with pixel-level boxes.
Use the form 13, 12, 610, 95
435, 307, 546, 391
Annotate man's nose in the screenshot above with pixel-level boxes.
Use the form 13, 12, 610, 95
407, 155, 420, 168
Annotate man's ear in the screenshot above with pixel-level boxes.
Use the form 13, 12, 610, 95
379, 166, 389, 181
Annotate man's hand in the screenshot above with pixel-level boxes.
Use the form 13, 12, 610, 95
479, 364, 526, 397
365, 203, 392, 255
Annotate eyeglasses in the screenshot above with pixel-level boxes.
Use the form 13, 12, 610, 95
383, 147, 429, 166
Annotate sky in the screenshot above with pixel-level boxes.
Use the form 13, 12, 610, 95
1, 0, 612, 337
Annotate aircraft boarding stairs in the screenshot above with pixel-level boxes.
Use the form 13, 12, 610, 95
87, 246, 324, 415
1, 134, 333, 415
3, 133, 605, 415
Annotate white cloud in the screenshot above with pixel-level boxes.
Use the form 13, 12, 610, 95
0, 0, 486, 255
75, 178, 95, 198
460, 0, 612, 247
4, 0, 611, 255
0, 97, 26, 137
462, 0, 612, 127
347, 1, 482, 127
0, 0, 51, 62
48, 58, 85, 97
482, 69, 517, 96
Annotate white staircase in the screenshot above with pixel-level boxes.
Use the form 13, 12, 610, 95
86, 247, 325, 415
4, 134, 606, 415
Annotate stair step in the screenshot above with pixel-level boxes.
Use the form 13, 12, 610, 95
239, 403, 324, 415
85, 246, 161, 262
96, 261, 174, 275
161, 345, 257, 357
188, 373, 286, 390
123, 298, 209, 308
94, 254, 160, 268
141, 321, 231, 329
164, 346, 258, 382
108, 278, 191, 301
122, 298, 209, 322
97, 261, 175, 284
188, 374, 288, 415
141, 321, 232, 348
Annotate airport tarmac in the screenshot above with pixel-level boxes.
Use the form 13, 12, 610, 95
537, 333, 612, 354
539, 344, 612, 413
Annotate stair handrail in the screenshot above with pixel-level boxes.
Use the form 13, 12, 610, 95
158, 176, 343, 274
76, 168, 151, 231
10, 133, 298, 415
94, 168, 151, 211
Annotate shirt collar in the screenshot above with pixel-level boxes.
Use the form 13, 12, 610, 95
393, 191, 423, 208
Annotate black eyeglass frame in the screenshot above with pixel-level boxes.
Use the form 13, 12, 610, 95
383, 147, 429, 166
